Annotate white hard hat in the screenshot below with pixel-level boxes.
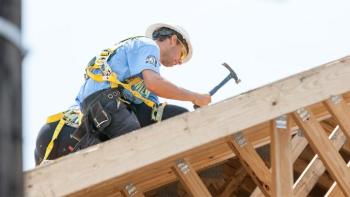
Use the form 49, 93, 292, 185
146, 23, 193, 63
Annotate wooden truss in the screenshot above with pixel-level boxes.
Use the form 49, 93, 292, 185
25, 56, 350, 196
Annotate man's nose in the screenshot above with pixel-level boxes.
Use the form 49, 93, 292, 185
175, 57, 182, 65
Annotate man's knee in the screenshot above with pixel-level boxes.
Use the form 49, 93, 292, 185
162, 105, 189, 120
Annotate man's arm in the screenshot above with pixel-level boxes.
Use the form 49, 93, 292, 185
142, 69, 211, 106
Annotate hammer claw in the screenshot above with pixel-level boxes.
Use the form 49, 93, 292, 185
208, 63, 241, 96
222, 63, 241, 84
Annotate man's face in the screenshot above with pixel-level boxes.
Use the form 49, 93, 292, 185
160, 35, 187, 67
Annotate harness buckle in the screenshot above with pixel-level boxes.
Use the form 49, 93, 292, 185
101, 63, 113, 76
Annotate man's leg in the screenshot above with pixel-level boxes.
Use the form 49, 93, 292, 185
131, 103, 154, 127
161, 104, 189, 120
132, 103, 189, 127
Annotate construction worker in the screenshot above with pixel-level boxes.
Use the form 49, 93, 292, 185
34, 23, 211, 165
74, 23, 211, 149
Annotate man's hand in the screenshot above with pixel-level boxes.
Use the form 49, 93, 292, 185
192, 93, 211, 107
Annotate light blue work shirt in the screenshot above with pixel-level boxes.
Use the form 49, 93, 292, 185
76, 37, 161, 107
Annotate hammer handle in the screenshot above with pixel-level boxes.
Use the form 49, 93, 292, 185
194, 74, 232, 109
209, 74, 232, 96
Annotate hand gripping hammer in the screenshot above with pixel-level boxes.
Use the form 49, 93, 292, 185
194, 63, 241, 109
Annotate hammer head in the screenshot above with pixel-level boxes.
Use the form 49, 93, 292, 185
222, 63, 241, 84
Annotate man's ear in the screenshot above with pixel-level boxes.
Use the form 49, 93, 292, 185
170, 35, 177, 45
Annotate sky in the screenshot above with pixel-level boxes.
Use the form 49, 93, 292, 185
22, 0, 350, 170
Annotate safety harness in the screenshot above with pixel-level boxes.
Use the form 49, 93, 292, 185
85, 37, 167, 121
40, 37, 167, 164
85, 39, 155, 108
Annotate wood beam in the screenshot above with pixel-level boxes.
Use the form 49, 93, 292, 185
250, 130, 308, 197
70, 112, 345, 197
292, 107, 350, 196
172, 159, 212, 197
251, 123, 346, 197
325, 161, 350, 197
293, 158, 333, 190
24, 57, 350, 196
324, 95, 350, 140
227, 132, 271, 196
290, 133, 308, 163
293, 126, 346, 196
271, 115, 293, 197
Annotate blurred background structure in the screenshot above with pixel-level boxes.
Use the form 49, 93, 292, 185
0, 0, 23, 196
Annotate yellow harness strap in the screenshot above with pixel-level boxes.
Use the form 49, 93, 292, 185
85, 44, 156, 108
41, 109, 82, 164
46, 112, 64, 123
42, 118, 65, 163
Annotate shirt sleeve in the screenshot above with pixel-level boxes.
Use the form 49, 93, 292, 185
128, 44, 160, 77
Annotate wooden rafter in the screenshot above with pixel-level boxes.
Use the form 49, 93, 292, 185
325, 161, 350, 197
293, 158, 334, 190
290, 133, 308, 163
292, 106, 350, 195
250, 130, 308, 197
324, 95, 350, 139
227, 132, 271, 196
293, 126, 346, 196
271, 115, 293, 197
172, 159, 211, 197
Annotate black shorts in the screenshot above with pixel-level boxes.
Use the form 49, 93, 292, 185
80, 88, 141, 139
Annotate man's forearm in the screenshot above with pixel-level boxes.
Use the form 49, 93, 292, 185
150, 77, 196, 101
142, 70, 196, 102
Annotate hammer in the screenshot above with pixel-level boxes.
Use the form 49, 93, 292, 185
194, 63, 241, 109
